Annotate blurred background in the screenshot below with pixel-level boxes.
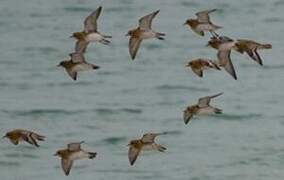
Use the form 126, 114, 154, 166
0, 0, 283, 179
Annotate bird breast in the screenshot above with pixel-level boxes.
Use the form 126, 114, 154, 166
140, 30, 156, 39
197, 106, 215, 114
196, 23, 215, 31
86, 33, 103, 42
69, 151, 89, 160
141, 143, 155, 151
72, 63, 94, 72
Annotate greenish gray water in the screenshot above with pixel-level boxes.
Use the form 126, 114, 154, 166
0, 0, 283, 179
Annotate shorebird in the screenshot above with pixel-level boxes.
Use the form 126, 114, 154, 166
57, 52, 99, 80
54, 141, 97, 176
184, 9, 221, 37
71, 6, 112, 53
186, 58, 221, 77
207, 36, 272, 66
128, 133, 166, 165
126, 10, 165, 60
183, 93, 223, 124
3, 129, 45, 147
234, 39, 272, 66
207, 36, 237, 79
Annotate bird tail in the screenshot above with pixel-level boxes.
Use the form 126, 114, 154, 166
156, 32, 166, 40
88, 152, 97, 159
35, 134, 45, 141
260, 44, 272, 49
99, 39, 111, 45
92, 65, 100, 70
156, 144, 167, 152
214, 108, 222, 114
102, 34, 112, 38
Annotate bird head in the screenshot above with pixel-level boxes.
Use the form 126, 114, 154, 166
185, 61, 193, 67
126, 29, 135, 36
184, 19, 196, 27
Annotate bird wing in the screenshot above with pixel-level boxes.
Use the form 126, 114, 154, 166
70, 52, 86, 63
191, 68, 203, 77
141, 133, 160, 143
67, 141, 84, 151
75, 40, 89, 54
21, 132, 39, 147
139, 10, 159, 30
183, 109, 193, 124
84, 6, 102, 32
246, 49, 263, 66
217, 50, 237, 80
129, 37, 142, 60
128, 146, 141, 166
198, 92, 223, 107
196, 9, 216, 23
61, 158, 73, 176
66, 70, 77, 81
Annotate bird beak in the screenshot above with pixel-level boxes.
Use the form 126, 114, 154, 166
183, 22, 187, 26
185, 64, 190, 67
125, 33, 129, 36
53, 153, 57, 156
57, 64, 61, 67
69, 35, 74, 38
2, 135, 6, 139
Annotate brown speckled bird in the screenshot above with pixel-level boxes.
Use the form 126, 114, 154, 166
57, 52, 99, 81
128, 133, 167, 166
186, 58, 221, 77
71, 6, 112, 53
126, 10, 165, 60
54, 141, 97, 176
234, 39, 272, 66
183, 93, 223, 124
184, 9, 221, 37
3, 129, 45, 147
207, 36, 237, 79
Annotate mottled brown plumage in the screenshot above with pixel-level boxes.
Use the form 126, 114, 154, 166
54, 141, 97, 176
71, 6, 112, 53
3, 129, 45, 147
183, 93, 223, 124
186, 58, 221, 77
126, 10, 165, 60
184, 9, 221, 36
57, 53, 99, 81
128, 133, 166, 166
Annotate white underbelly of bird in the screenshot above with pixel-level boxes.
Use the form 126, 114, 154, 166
73, 64, 94, 72
140, 31, 156, 39
219, 42, 235, 51
69, 151, 89, 160
197, 24, 216, 31
86, 33, 103, 42
142, 144, 158, 151
197, 107, 215, 114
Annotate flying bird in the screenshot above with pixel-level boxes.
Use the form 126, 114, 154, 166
3, 129, 45, 147
128, 133, 166, 165
207, 36, 237, 80
54, 141, 97, 176
183, 93, 223, 124
57, 52, 99, 80
184, 9, 221, 37
71, 6, 112, 53
186, 58, 221, 77
126, 10, 165, 60
234, 39, 272, 66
